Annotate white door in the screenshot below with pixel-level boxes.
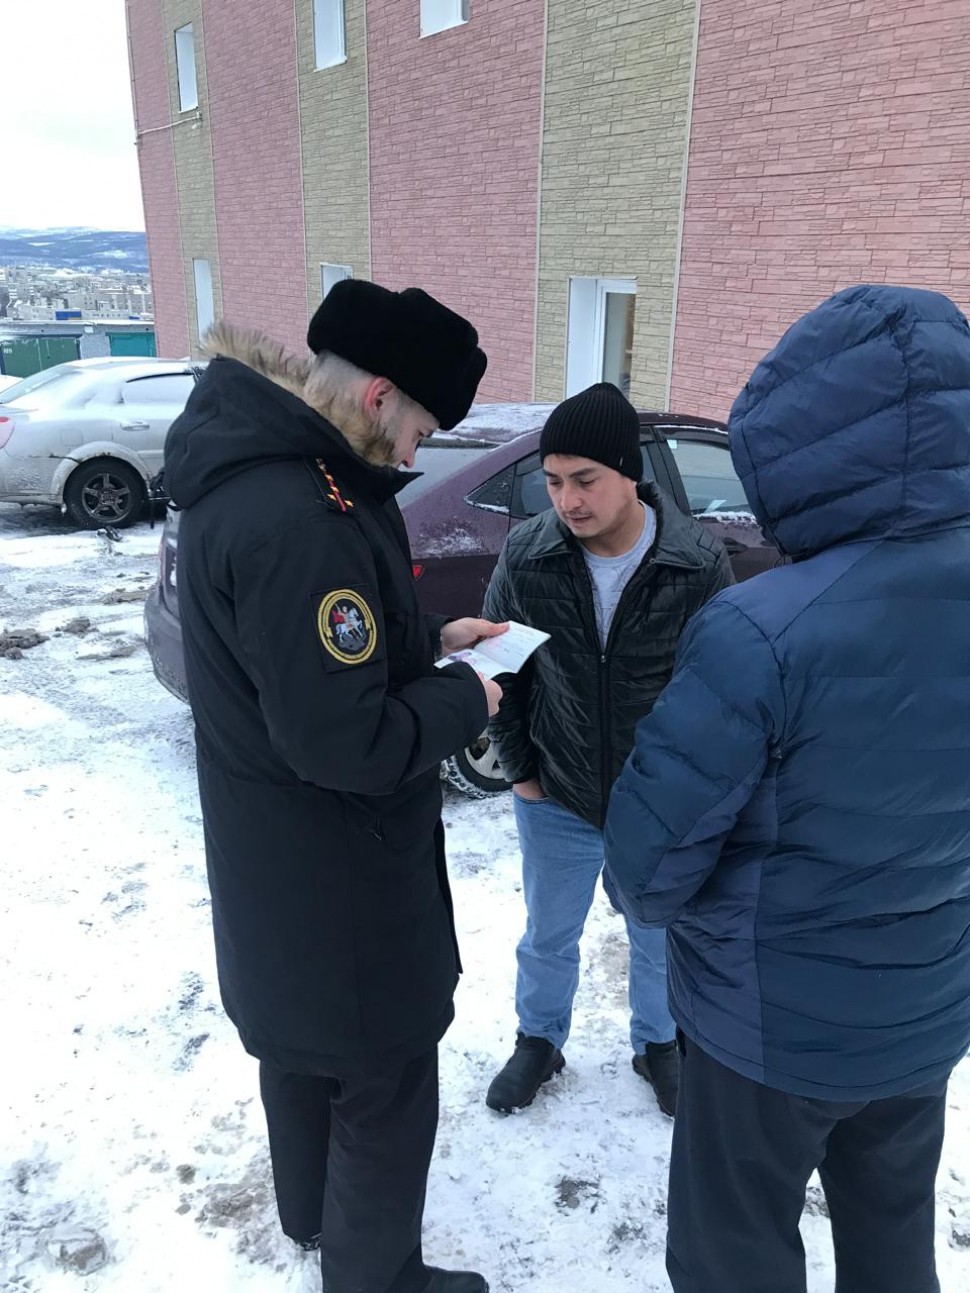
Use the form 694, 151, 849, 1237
566, 277, 636, 398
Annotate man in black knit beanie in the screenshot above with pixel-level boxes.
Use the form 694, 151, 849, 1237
482, 382, 733, 1117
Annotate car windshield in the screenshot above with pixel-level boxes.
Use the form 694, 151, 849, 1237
398, 444, 496, 504
0, 367, 88, 408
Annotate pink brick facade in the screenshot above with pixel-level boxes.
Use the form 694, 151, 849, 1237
126, 0, 189, 357
128, 1, 970, 410
202, 0, 308, 354
365, 0, 544, 402
670, 0, 970, 418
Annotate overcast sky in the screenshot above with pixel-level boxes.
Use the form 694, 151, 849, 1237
2, 1, 145, 231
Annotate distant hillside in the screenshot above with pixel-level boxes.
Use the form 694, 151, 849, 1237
0, 228, 149, 273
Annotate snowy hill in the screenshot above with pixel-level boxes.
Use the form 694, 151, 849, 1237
0, 227, 148, 273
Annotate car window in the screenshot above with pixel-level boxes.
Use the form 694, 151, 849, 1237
515, 456, 550, 517
121, 374, 196, 407
512, 444, 658, 518
466, 464, 514, 513
665, 438, 751, 515
0, 367, 87, 408
397, 444, 495, 503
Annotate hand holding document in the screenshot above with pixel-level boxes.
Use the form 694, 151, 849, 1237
435, 620, 550, 680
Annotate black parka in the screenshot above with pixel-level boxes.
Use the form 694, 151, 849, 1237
483, 487, 733, 828
164, 348, 487, 1076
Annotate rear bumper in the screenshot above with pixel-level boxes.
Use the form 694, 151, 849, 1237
143, 584, 188, 703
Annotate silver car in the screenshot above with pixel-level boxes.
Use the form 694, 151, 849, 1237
0, 358, 203, 527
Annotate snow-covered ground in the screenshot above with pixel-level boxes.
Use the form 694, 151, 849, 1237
1, 501, 968, 1293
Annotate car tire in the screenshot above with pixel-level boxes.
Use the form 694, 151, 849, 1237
64, 459, 146, 530
442, 733, 510, 798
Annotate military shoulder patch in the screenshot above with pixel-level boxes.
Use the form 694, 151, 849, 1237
317, 589, 377, 665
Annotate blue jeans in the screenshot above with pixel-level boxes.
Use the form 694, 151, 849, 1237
512, 794, 675, 1052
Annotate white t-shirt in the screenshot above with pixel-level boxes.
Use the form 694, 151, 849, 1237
581, 502, 657, 648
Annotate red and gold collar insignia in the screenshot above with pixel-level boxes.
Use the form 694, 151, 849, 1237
316, 459, 354, 512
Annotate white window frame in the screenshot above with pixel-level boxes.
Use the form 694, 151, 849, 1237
193, 259, 214, 338
420, 0, 469, 39
313, 0, 347, 69
321, 263, 353, 298
174, 24, 198, 113
565, 276, 636, 397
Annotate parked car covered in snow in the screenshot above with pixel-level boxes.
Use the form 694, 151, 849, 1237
145, 402, 780, 795
0, 358, 204, 528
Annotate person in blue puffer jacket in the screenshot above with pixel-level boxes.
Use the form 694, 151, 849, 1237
605, 284, 970, 1293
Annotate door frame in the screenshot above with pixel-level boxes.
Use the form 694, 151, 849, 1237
565, 276, 636, 397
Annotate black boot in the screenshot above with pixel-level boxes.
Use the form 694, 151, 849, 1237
632, 1040, 679, 1116
486, 1033, 565, 1113
422, 1268, 489, 1293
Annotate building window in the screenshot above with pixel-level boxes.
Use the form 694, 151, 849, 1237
193, 259, 214, 338
174, 24, 198, 112
313, 0, 346, 69
420, 0, 469, 38
321, 263, 352, 298
566, 277, 636, 398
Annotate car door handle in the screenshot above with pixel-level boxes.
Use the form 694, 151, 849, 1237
120, 420, 150, 430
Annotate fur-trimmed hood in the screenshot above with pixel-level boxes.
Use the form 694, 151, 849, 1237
163, 322, 359, 510
202, 321, 314, 405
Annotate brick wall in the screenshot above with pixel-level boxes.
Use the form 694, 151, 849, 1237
366, 0, 544, 402
535, 0, 698, 406
203, 0, 307, 353
296, 0, 371, 317
670, 0, 970, 419
162, 0, 222, 355
126, 0, 189, 357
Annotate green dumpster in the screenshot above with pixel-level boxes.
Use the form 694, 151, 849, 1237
0, 334, 80, 378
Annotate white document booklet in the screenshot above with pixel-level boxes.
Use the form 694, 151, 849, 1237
435, 620, 551, 680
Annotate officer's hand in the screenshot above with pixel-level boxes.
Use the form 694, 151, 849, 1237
478, 673, 504, 718
441, 617, 508, 654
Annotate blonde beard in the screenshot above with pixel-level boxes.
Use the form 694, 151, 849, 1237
302, 358, 404, 468
338, 408, 401, 468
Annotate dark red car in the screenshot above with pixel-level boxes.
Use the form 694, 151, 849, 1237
145, 403, 779, 794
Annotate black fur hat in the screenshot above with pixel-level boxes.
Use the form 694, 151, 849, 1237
307, 279, 487, 430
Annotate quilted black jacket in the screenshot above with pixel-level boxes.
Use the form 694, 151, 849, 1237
483, 485, 733, 828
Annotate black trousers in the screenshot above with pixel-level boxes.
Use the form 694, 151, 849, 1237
667, 1035, 948, 1293
259, 1047, 439, 1293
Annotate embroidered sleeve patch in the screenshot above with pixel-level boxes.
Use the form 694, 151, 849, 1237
317, 589, 377, 665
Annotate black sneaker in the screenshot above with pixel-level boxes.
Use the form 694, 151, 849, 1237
422, 1267, 489, 1293
632, 1040, 680, 1117
486, 1033, 565, 1113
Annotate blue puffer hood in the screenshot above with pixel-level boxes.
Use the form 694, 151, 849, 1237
729, 284, 970, 558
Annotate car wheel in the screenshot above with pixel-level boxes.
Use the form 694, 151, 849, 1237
443, 733, 510, 798
64, 459, 145, 529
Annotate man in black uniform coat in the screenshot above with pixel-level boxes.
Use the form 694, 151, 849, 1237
163, 280, 504, 1293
